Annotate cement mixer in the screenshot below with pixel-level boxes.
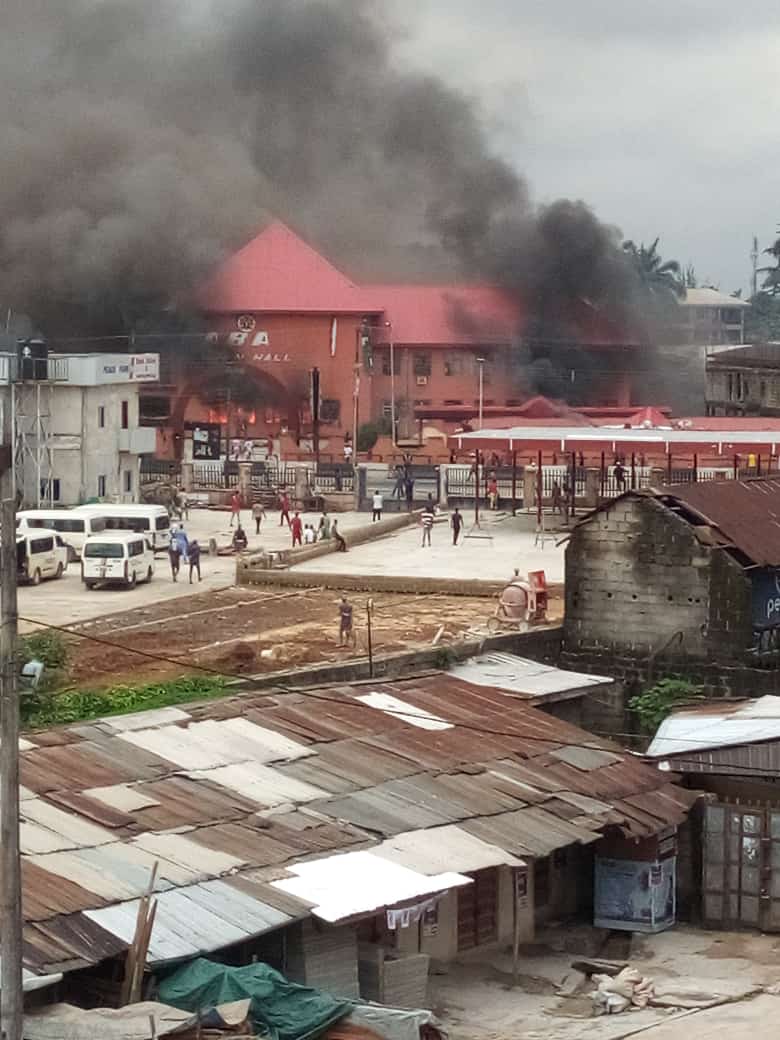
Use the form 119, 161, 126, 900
487, 570, 548, 632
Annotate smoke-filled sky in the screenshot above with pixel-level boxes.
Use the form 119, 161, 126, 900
396, 0, 778, 295
0, 0, 768, 334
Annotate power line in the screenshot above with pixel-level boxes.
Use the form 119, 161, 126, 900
16, 611, 762, 762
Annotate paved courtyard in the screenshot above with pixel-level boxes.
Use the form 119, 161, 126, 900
292, 510, 566, 584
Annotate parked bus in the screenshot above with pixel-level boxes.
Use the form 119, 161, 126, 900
15, 531, 69, 584
75, 504, 171, 551
17, 509, 107, 560
81, 532, 155, 589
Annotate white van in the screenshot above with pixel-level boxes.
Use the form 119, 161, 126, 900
81, 533, 155, 589
75, 505, 171, 551
17, 510, 106, 560
16, 532, 69, 585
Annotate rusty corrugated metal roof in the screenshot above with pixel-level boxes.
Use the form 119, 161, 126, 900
15, 673, 692, 978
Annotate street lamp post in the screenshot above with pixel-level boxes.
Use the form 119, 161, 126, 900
385, 322, 395, 447
476, 356, 485, 430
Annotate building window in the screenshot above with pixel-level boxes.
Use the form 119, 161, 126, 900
98, 405, 105, 428
97, 475, 106, 498
413, 352, 431, 377
320, 399, 340, 422
121, 400, 129, 429
40, 478, 60, 502
443, 352, 463, 376
381, 401, 393, 419
443, 399, 464, 406
380, 351, 400, 376
123, 469, 133, 493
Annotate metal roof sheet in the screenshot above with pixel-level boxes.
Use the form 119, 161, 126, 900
271, 851, 471, 924
373, 826, 525, 874
647, 696, 780, 757
187, 762, 328, 807
549, 746, 623, 771
130, 833, 245, 876
85, 878, 304, 965
449, 653, 613, 699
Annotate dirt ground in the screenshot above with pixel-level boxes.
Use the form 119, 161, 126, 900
58, 584, 561, 689
429, 923, 780, 1040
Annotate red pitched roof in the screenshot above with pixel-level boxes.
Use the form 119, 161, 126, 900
362, 284, 520, 346
198, 221, 372, 314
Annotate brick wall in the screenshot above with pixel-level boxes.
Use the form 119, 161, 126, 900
565, 495, 751, 662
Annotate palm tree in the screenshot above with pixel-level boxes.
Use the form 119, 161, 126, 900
622, 238, 684, 307
759, 229, 780, 295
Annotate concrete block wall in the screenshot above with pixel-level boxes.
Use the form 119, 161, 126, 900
565, 495, 745, 661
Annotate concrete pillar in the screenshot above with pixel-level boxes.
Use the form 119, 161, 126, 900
523, 467, 538, 511
650, 467, 667, 489
238, 461, 252, 504
181, 462, 194, 493
439, 465, 449, 507
293, 465, 309, 506
584, 468, 601, 507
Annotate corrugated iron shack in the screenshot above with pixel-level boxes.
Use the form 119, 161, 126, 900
648, 695, 780, 933
17, 675, 693, 1008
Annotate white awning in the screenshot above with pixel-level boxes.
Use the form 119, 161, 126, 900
271, 850, 471, 923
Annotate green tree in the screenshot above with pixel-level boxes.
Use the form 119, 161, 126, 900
622, 238, 684, 308
759, 227, 780, 295
629, 677, 702, 734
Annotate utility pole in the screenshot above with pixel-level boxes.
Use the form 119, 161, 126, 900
476, 357, 485, 430
0, 377, 22, 1040
751, 235, 759, 299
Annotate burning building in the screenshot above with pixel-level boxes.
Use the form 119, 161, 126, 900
143, 220, 641, 457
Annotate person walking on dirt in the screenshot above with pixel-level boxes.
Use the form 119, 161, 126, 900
188, 539, 201, 583
252, 500, 266, 535
372, 490, 383, 522
451, 507, 463, 545
421, 503, 434, 547
338, 597, 354, 646
332, 519, 347, 552
279, 490, 291, 527
229, 490, 241, 528
291, 511, 303, 547
168, 541, 181, 582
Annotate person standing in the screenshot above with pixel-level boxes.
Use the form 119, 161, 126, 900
168, 540, 181, 582
372, 489, 383, 522
304, 523, 316, 544
318, 512, 331, 540
392, 465, 405, 499
451, 507, 463, 546
173, 523, 189, 562
229, 489, 241, 527
332, 519, 347, 552
404, 476, 414, 511
551, 481, 563, 515
188, 539, 201, 583
421, 503, 434, 547
338, 597, 354, 646
279, 489, 291, 527
291, 511, 303, 547
614, 460, 626, 491
252, 500, 266, 535
487, 474, 498, 510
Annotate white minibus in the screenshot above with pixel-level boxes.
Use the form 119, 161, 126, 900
75, 504, 171, 551
17, 509, 106, 560
15, 532, 69, 585
81, 533, 155, 589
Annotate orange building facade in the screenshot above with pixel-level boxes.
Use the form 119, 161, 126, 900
145, 221, 639, 457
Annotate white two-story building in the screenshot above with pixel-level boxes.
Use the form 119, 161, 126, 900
1, 352, 159, 507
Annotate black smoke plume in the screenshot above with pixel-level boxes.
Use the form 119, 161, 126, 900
0, 0, 663, 396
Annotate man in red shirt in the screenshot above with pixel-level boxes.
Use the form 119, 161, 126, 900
279, 490, 291, 527
229, 490, 241, 527
291, 511, 303, 547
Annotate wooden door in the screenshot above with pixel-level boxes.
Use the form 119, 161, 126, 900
457, 868, 498, 951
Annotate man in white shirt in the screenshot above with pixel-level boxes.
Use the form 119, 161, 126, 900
372, 490, 383, 522
303, 524, 316, 544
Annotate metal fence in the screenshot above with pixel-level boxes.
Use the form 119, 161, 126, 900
140, 458, 181, 485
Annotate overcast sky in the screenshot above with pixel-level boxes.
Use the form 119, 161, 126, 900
394, 0, 779, 294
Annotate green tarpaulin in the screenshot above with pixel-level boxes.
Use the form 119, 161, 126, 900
157, 959, 351, 1040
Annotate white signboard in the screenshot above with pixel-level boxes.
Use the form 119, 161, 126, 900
128, 354, 160, 381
